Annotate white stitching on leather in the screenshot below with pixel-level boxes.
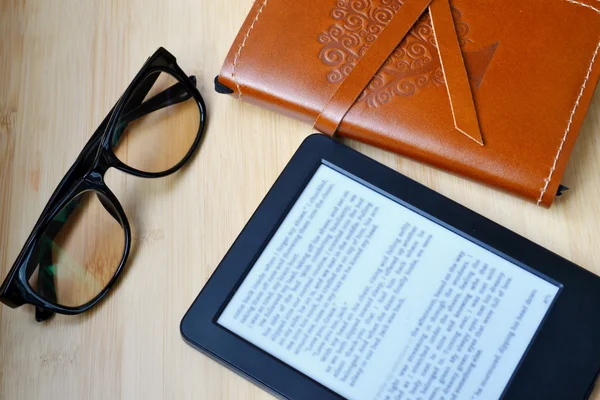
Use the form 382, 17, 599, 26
231, 0, 598, 205
232, 0, 269, 101
537, 40, 600, 205
565, 0, 600, 14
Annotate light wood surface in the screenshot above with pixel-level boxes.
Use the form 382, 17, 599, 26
1, 1, 600, 399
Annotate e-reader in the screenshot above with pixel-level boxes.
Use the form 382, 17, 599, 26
181, 134, 600, 400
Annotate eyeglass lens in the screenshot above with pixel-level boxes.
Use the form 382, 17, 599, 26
111, 71, 201, 174
27, 190, 125, 307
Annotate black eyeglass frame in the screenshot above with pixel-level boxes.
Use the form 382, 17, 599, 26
0, 47, 206, 320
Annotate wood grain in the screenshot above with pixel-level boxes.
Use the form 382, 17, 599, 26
1, 1, 599, 399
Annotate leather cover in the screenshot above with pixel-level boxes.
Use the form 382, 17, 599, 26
217, 0, 600, 207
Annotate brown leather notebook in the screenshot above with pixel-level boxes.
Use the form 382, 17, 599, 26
217, 0, 600, 207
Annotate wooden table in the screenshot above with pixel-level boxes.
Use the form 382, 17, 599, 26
1, 1, 599, 399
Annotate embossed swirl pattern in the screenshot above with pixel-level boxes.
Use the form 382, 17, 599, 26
318, 0, 471, 107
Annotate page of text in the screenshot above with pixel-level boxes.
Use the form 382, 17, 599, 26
218, 164, 560, 400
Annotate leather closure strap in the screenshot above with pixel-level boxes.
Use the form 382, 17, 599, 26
429, 0, 483, 144
314, 0, 433, 136
314, 0, 484, 145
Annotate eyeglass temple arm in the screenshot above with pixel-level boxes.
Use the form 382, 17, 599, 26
112, 75, 197, 145
31, 200, 76, 321
123, 76, 197, 127
35, 247, 56, 321
32, 75, 197, 322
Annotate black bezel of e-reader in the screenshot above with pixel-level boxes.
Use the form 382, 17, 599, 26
181, 134, 600, 400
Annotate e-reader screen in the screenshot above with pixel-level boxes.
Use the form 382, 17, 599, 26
217, 164, 560, 400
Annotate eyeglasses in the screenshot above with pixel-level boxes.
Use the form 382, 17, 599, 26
0, 47, 206, 322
